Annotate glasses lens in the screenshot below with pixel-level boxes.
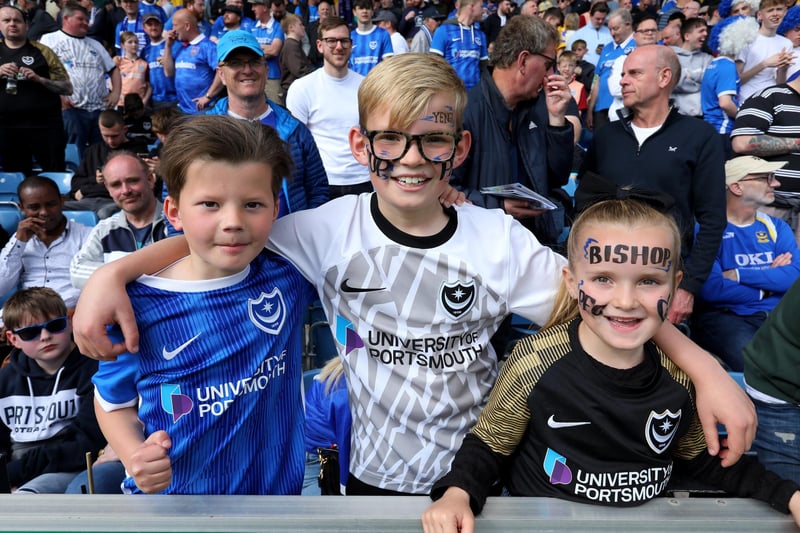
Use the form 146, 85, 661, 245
371, 131, 407, 160
15, 317, 68, 341
420, 133, 457, 161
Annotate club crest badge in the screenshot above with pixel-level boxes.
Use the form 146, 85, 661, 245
644, 408, 681, 454
248, 288, 286, 335
369, 40, 378, 50
439, 280, 476, 319
21, 56, 34, 66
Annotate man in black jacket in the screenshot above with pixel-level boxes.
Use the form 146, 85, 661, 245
579, 44, 726, 325
64, 110, 148, 219
450, 15, 574, 248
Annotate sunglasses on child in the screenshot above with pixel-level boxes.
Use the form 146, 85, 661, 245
12, 316, 68, 341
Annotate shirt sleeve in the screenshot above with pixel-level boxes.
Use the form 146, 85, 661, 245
92, 349, 140, 411
33, 41, 69, 82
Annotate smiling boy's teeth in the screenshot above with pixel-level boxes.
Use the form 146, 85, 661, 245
397, 177, 426, 185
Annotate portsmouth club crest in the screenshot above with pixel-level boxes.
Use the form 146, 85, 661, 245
439, 279, 476, 319
248, 288, 286, 335
644, 408, 681, 454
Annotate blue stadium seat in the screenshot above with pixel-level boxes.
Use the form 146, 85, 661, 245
563, 172, 578, 198
0, 204, 22, 235
64, 210, 99, 227
65, 144, 80, 172
38, 172, 74, 196
0, 172, 25, 203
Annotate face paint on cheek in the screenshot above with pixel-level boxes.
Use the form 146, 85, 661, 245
657, 295, 671, 322
578, 279, 607, 316
379, 162, 394, 180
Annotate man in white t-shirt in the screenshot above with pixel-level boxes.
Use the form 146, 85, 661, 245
373, 10, 408, 54
286, 16, 371, 199
40, 3, 121, 159
737, 0, 795, 102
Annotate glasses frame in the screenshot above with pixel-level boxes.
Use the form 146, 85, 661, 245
635, 28, 658, 34
532, 52, 556, 71
220, 57, 266, 70
360, 129, 462, 163
12, 316, 69, 342
739, 173, 779, 185
320, 37, 353, 48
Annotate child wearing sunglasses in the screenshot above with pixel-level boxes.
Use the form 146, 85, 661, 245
1, 287, 105, 493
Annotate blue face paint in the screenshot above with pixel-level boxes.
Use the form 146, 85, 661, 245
583, 238, 598, 259
378, 163, 394, 180
655, 260, 672, 273
420, 114, 435, 122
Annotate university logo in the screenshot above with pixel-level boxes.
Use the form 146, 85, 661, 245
644, 408, 681, 454
543, 448, 572, 485
248, 288, 286, 335
336, 315, 364, 354
161, 383, 193, 423
439, 279, 476, 319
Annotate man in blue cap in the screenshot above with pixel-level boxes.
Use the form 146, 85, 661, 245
208, 30, 328, 213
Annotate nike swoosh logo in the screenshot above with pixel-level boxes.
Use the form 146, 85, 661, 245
340, 278, 386, 293
547, 415, 591, 429
162, 333, 201, 360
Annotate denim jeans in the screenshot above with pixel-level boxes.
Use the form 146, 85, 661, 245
691, 308, 766, 371
752, 399, 800, 485
62, 108, 102, 160
302, 452, 321, 495
15, 472, 80, 493
64, 461, 126, 494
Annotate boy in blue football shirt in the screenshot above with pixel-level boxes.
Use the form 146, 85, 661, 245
349, 0, 394, 76
91, 116, 314, 494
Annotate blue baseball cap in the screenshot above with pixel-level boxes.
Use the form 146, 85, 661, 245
217, 30, 264, 62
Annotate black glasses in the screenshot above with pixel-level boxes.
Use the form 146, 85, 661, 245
221, 57, 265, 69
532, 52, 556, 71
635, 28, 658, 34
12, 316, 68, 342
740, 173, 779, 184
361, 129, 461, 163
320, 37, 352, 48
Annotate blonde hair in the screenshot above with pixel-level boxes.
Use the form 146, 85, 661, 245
357, 53, 466, 132
318, 357, 346, 395
544, 200, 682, 329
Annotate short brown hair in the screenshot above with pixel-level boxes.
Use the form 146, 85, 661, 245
2, 287, 67, 331
318, 16, 349, 37
159, 115, 293, 201
150, 106, 184, 136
